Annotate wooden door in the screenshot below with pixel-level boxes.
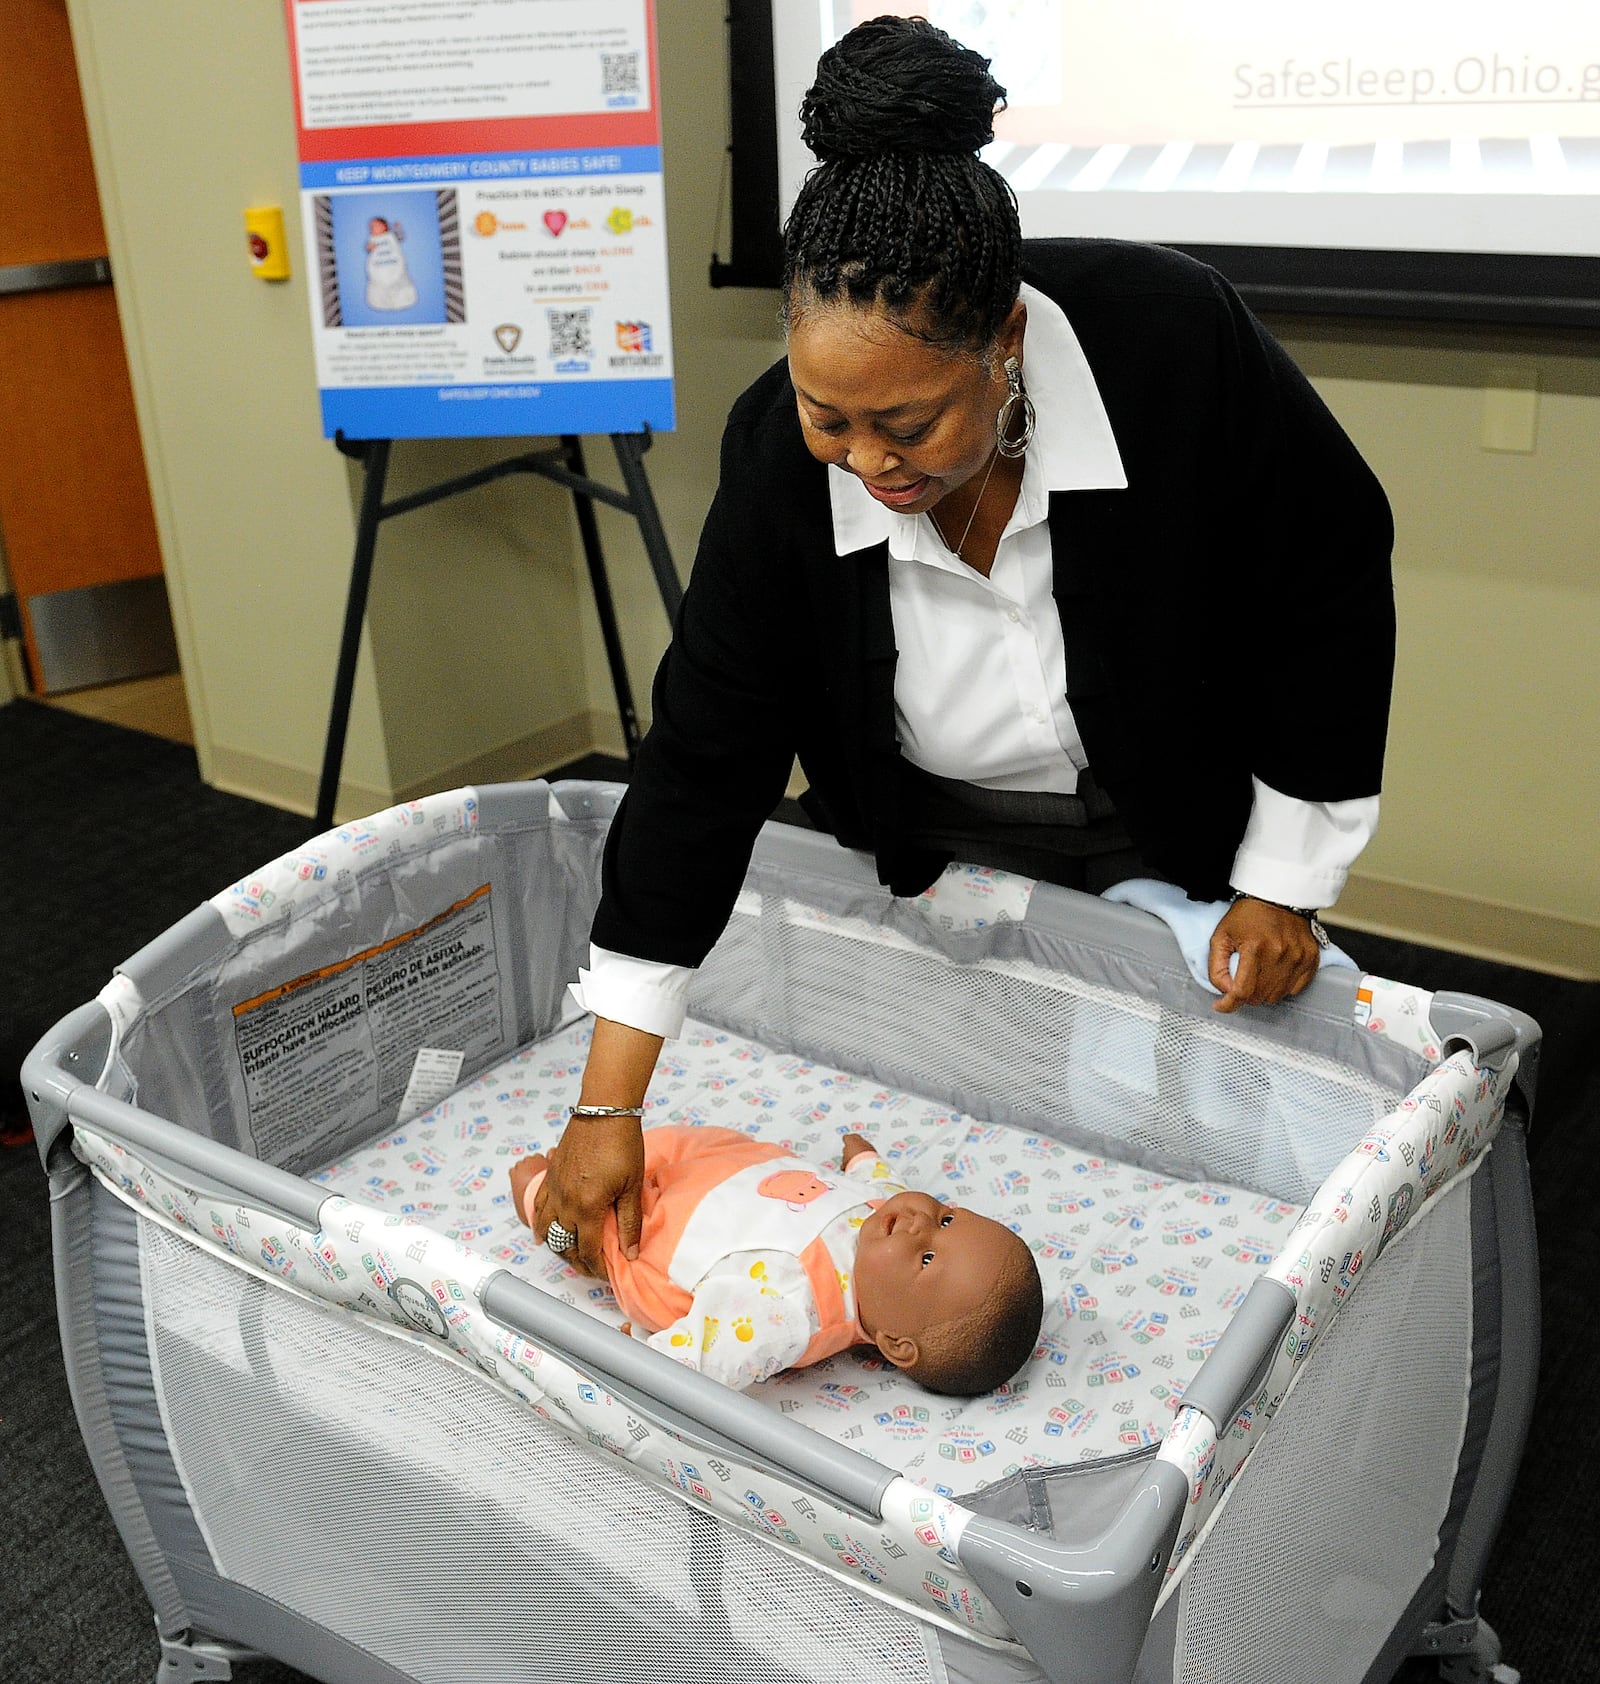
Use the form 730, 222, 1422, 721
0, 0, 174, 694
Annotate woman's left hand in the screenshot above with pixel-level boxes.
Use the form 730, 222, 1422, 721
1208, 897, 1321, 1013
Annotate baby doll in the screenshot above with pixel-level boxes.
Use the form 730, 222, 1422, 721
509, 1124, 1042, 1395
364, 215, 418, 311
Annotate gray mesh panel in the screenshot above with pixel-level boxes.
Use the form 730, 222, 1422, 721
139, 1221, 935, 1684
692, 903, 1403, 1203
1176, 1174, 1475, 1684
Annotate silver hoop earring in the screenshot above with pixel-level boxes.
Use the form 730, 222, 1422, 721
995, 356, 1036, 458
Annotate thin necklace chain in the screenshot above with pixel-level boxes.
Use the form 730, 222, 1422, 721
931, 446, 1001, 562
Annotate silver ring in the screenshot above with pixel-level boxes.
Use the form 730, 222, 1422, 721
545, 1220, 578, 1255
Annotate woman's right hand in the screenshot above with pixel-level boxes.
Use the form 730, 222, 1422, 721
531, 1014, 663, 1276
532, 1113, 646, 1277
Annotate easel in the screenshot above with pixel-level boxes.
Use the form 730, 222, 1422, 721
314, 429, 682, 831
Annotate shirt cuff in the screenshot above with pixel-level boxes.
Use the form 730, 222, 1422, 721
1229, 778, 1379, 911
568, 944, 696, 1040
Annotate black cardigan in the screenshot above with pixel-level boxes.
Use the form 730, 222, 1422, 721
592, 239, 1395, 967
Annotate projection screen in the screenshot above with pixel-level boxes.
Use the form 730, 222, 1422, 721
726, 0, 1600, 323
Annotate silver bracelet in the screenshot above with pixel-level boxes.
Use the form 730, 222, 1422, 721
568, 1104, 645, 1118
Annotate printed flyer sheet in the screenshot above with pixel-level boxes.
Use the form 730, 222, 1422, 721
285, 0, 674, 438
231, 885, 505, 1162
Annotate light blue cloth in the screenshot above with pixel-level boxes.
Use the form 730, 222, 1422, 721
1102, 878, 1356, 996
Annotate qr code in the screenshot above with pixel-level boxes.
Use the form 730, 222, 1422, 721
547, 308, 592, 357
601, 51, 640, 98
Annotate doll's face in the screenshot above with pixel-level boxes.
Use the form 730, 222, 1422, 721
853, 1190, 1017, 1348
369, 217, 389, 236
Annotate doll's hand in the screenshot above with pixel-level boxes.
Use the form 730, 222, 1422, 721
840, 1132, 877, 1168
1209, 897, 1321, 1013
533, 1114, 645, 1276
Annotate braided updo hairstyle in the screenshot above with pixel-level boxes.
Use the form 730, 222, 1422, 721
782, 15, 1022, 353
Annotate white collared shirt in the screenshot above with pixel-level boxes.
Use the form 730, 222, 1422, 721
829, 282, 1124, 793
576, 283, 1377, 1038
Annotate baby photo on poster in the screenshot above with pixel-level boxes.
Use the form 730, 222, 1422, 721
314, 187, 465, 328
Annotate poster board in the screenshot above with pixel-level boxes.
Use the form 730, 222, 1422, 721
284, 0, 674, 439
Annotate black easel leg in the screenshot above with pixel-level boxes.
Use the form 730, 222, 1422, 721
562, 435, 641, 759
315, 438, 392, 831
611, 430, 683, 621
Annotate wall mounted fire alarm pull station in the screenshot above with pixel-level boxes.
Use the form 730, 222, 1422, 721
244, 206, 291, 280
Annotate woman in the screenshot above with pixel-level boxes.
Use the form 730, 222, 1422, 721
534, 16, 1394, 1277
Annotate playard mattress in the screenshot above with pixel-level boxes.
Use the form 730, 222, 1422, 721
29, 783, 1542, 1684
309, 1012, 1306, 1485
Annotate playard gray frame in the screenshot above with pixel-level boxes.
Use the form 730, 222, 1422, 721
25, 782, 1540, 1684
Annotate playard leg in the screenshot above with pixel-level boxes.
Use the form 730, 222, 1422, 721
155, 1628, 264, 1682
1414, 1610, 1521, 1683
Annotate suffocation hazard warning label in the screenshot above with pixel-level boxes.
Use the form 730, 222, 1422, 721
232, 885, 503, 1160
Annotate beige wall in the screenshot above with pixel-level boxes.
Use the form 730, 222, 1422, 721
68, 0, 622, 816
69, 0, 390, 810
1277, 321, 1600, 974
68, 0, 1600, 974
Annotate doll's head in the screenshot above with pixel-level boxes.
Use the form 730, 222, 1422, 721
853, 1190, 1042, 1396
369, 217, 390, 236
